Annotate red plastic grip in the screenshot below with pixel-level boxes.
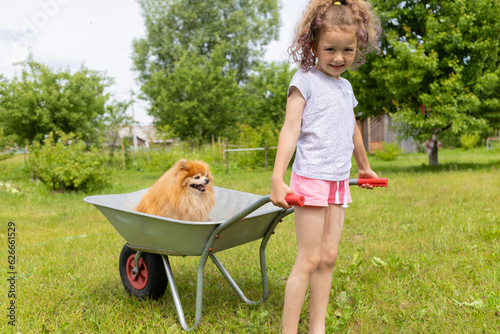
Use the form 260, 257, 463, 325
285, 194, 305, 207
356, 178, 388, 187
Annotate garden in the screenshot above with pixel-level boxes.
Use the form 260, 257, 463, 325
0, 145, 498, 333
1, 0, 499, 332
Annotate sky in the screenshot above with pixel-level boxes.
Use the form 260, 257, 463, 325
0, 0, 309, 125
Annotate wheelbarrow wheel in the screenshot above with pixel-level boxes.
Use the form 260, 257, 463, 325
119, 244, 167, 300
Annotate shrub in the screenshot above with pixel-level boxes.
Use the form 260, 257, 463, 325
27, 132, 110, 192
234, 123, 279, 169
133, 147, 177, 172
375, 142, 403, 161
460, 132, 481, 150
0, 152, 14, 162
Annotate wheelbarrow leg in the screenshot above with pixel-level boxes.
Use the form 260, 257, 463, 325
210, 253, 263, 304
161, 255, 191, 331
161, 254, 208, 331
209, 210, 291, 305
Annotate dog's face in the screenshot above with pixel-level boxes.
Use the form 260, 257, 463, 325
175, 160, 213, 195
136, 159, 215, 221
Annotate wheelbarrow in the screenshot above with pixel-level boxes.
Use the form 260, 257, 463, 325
83, 178, 387, 331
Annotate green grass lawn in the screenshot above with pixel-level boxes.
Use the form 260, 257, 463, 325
0, 148, 499, 333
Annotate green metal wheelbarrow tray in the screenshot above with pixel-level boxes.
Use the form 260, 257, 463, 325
83, 178, 387, 331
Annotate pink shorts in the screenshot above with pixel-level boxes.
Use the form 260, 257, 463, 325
290, 171, 352, 207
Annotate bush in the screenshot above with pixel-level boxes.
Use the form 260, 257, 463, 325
133, 147, 177, 172
234, 123, 279, 169
26, 132, 110, 192
460, 132, 481, 150
375, 142, 403, 161
0, 152, 14, 162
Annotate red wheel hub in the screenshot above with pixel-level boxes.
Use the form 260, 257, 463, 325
126, 254, 148, 289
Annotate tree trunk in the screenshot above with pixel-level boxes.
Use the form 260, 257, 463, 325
429, 141, 438, 166
120, 137, 125, 170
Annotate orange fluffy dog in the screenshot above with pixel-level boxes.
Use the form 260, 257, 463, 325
136, 159, 215, 221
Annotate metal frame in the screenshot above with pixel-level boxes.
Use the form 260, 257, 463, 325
130, 195, 293, 331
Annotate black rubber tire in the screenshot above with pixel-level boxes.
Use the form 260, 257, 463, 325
119, 244, 168, 300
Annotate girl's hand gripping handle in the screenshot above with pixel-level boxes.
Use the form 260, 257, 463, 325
285, 194, 305, 207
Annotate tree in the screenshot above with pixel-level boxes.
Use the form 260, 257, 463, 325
102, 99, 133, 170
132, 0, 281, 143
133, 0, 280, 84
0, 75, 14, 152
0, 56, 113, 145
143, 46, 245, 144
348, 0, 500, 165
103, 99, 133, 148
245, 61, 296, 129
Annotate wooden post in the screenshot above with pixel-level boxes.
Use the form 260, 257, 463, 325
24, 139, 28, 165
120, 137, 125, 170
218, 136, 221, 164
225, 138, 229, 174
212, 134, 215, 161
222, 138, 225, 165
264, 141, 268, 170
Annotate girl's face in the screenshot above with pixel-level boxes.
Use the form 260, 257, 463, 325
313, 28, 358, 80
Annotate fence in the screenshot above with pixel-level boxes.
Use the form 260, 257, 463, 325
222, 141, 277, 173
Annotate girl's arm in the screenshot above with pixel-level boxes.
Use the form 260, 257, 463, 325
352, 121, 378, 189
271, 87, 305, 209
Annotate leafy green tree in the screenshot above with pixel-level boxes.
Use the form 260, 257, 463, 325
245, 61, 296, 129
0, 56, 113, 145
144, 46, 245, 144
133, 0, 280, 84
103, 99, 133, 149
0, 72, 16, 151
102, 99, 133, 169
349, 0, 500, 165
0, 128, 15, 162
132, 0, 281, 143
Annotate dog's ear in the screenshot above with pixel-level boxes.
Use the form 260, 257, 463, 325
178, 159, 190, 171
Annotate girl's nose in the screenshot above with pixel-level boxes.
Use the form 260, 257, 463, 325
333, 52, 343, 62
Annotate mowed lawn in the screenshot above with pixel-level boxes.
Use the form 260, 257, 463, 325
0, 148, 499, 333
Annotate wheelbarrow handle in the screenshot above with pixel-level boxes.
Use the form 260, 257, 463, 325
285, 178, 388, 207
285, 194, 305, 207
349, 178, 388, 187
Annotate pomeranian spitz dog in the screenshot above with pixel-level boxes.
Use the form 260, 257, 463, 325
136, 159, 215, 221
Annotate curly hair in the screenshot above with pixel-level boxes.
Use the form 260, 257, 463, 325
288, 0, 381, 71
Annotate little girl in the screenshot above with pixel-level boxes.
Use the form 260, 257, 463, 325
270, 0, 381, 333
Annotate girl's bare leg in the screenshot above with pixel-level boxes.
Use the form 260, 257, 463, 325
309, 204, 345, 334
282, 206, 326, 334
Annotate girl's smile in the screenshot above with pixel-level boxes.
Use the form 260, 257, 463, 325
313, 28, 358, 80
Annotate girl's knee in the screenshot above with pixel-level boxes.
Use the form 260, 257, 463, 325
320, 248, 338, 269
295, 255, 322, 275
295, 249, 339, 274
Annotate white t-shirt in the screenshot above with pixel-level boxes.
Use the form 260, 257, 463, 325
289, 68, 357, 181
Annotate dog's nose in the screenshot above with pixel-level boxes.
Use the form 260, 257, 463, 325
204, 178, 209, 185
